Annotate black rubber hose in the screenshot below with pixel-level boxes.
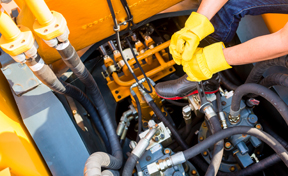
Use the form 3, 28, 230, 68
133, 95, 142, 142
57, 43, 122, 165
147, 100, 189, 149
245, 56, 288, 84
216, 92, 222, 113
218, 122, 288, 176
62, 81, 110, 151
205, 115, 224, 176
223, 69, 242, 86
230, 83, 288, 125
260, 73, 288, 88
182, 126, 288, 167
122, 153, 139, 175
26, 56, 110, 151
219, 72, 238, 91
147, 100, 215, 173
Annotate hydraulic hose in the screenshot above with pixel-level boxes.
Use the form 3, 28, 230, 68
230, 83, 288, 125
56, 42, 123, 168
25, 55, 110, 151
205, 116, 224, 176
146, 99, 212, 172
222, 69, 242, 86
245, 57, 288, 84
219, 72, 238, 91
122, 128, 157, 176
133, 95, 142, 142
182, 126, 288, 168
84, 152, 122, 176
218, 122, 288, 176
260, 73, 288, 88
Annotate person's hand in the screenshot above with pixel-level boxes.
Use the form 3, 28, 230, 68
169, 12, 214, 65
182, 42, 231, 81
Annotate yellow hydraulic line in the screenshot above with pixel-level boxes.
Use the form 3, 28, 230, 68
0, 12, 21, 41
24, 0, 53, 26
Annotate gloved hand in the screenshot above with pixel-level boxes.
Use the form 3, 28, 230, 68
182, 42, 231, 81
169, 12, 214, 65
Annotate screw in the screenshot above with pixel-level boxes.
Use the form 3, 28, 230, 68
160, 134, 165, 139
191, 170, 197, 175
230, 166, 235, 172
21, 40, 25, 43
44, 29, 48, 33
221, 101, 226, 106
225, 142, 232, 149
10, 45, 14, 48
203, 122, 206, 127
199, 136, 204, 141
146, 156, 151, 161
256, 124, 262, 130
72, 110, 77, 115
154, 136, 159, 142
164, 149, 170, 154
55, 24, 59, 28
203, 151, 208, 156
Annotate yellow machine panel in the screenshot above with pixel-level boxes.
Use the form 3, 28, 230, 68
15, 0, 183, 64
262, 14, 288, 33
0, 72, 50, 176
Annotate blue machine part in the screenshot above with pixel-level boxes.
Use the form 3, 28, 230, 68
198, 92, 262, 173
138, 143, 199, 176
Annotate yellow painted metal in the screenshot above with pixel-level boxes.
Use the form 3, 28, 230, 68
24, 0, 53, 26
107, 42, 175, 102
0, 12, 34, 57
0, 12, 20, 42
14, 0, 183, 64
262, 14, 288, 33
0, 168, 11, 176
0, 25, 34, 56
130, 82, 162, 122
0, 72, 50, 176
33, 11, 67, 41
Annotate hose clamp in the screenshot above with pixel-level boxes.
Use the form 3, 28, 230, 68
202, 105, 217, 119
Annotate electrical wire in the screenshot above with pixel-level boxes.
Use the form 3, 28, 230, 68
125, 37, 153, 93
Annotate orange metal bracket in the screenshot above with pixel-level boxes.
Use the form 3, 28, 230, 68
107, 40, 175, 102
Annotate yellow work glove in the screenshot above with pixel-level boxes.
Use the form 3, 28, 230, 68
182, 42, 231, 81
169, 12, 215, 65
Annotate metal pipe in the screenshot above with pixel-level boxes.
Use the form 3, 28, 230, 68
112, 59, 174, 87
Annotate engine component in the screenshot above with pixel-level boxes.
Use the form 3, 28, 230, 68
106, 40, 175, 102
139, 120, 172, 150
142, 144, 199, 176
130, 82, 163, 125
136, 121, 199, 176
193, 91, 263, 172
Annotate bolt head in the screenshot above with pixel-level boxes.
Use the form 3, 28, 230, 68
154, 136, 159, 142
225, 142, 232, 149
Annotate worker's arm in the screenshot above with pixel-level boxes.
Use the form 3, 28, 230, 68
197, 0, 228, 20
224, 22, 288, 65
182, 23, 288, 82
